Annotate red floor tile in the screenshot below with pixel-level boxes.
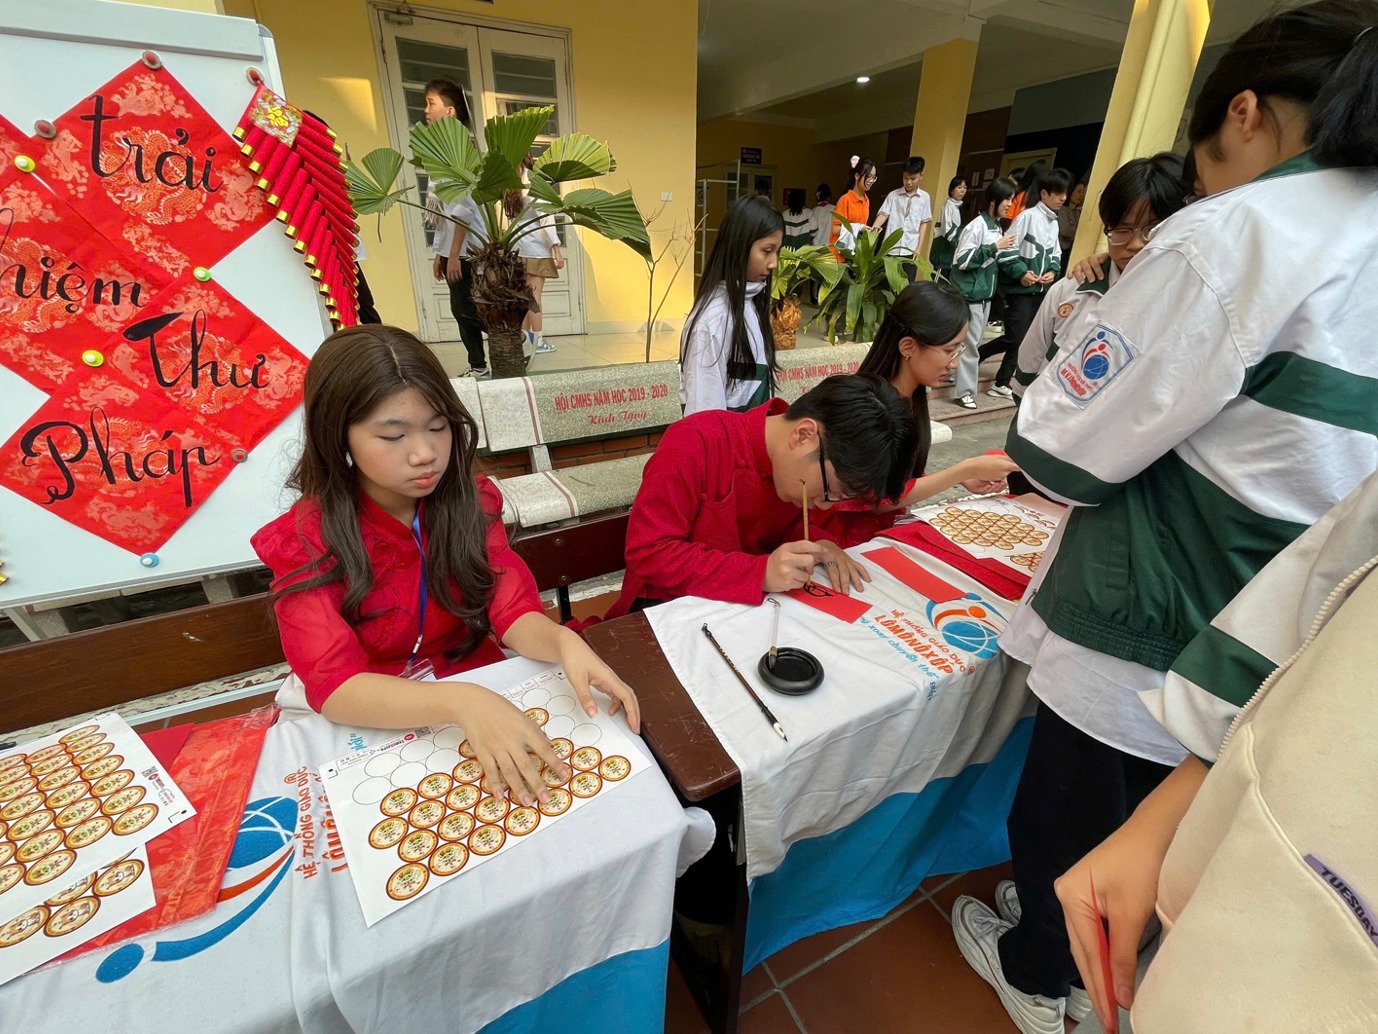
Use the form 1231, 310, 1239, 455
738, 992, 802, 1033
665, 958, 709, 1034
927, 861, 1014, 917
741, 963, 775, 1009
786, 898, 1018, 1033
766, 914, 880, 984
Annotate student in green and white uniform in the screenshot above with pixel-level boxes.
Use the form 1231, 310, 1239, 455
1012, 153, 1189, 401
951, 6, 1378, 1033
948, 178, 1017, 409
680, 196, 784, 414
929, 175, 968, 280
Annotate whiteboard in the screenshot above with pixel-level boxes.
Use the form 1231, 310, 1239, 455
0, 0, 331, 607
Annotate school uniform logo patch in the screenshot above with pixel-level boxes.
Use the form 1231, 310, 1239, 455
1055, 324, 1134, 403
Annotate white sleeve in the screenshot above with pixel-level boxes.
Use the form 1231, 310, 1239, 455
877, 192, 896, 222
541, 213, 559, 249
920, 191, 932, 224
953, 219, 988, 270
1012, 283, 1068, 397
1007, 245, 1246, 506
679, 306, 729, 415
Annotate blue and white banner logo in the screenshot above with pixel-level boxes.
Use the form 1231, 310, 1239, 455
1056, 324, 1134, 403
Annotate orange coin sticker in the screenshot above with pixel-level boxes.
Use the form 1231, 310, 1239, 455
81, 755, 124, 780
58, 725, 99, 745
570, 772, 603, 798
540, 765, 567, 788
0, 753, 29, 771
571, 747, 602, 772
0, 842, 13, 866
3, 791, 46, 821
417, 772, 452, 800
504, 806, 540, 836
45, 781, 89, 811
445, 785, 480, 812
368, 816, 408, 850
379, 788, 417, 817
468, 824, 505, 856
0, 905, 48, 947
101, 785, 146, 816
525, 707, 549, 727
386, 863, 429, 901
66, 732, 106, 753
548, 738, 574, 761
46, 896, 100, 937
74, 742, 114, 766
94, 858, 146, 897
475, 796, 509, 824
28, 743, 67, 763
91, 770, 135, 797
0, 776, 35, 804
397, 829, 438, 864
17, 828, 65, 863
0, 863, 25, 895
437, 811, 475, 842
29, 754, 69, 777
453, 759, 482, 784
538, 789, 572, 816
599, 756, 632, 781
37, 767, 80, 793
66, 815, 113, 850
429, 842, 469, 877
24, 848, 75, 886
112, 803, 158, 836
8, 809, 55, 842
459, 739, 477, 759
46, 870, 97, 906
55, 798, 101, 829
408, 799, 444, 830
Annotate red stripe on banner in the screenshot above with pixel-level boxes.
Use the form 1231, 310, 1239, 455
861, 545, 964, 602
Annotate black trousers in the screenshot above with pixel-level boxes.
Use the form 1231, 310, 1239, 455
355, 264, 381, 324
444, 257, 487, 371
997, 701, 1173, 998
980, 291, 1043, 388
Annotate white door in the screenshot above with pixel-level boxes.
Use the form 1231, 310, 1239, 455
376, 13, 584, 342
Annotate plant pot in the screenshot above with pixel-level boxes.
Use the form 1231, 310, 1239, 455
771, 295, 802, 350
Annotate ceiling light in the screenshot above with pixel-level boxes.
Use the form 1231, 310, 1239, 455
856, 75, 870, 84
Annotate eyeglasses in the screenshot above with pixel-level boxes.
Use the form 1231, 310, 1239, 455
817, 434, 836, 503
1105, 223, 1161, 246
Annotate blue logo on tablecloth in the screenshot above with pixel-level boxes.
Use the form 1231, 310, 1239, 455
96, 796, 297, 983
926, 594, 1006, 659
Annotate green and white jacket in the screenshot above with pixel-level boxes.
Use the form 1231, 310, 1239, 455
1007, 154, 1378, 675
1012, 263, 1119, 399
949, 213, 1009, 303
930, 196, 963, 269
997, 201, 1061, 294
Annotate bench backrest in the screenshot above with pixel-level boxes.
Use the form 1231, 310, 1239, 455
774, 342, 871, 400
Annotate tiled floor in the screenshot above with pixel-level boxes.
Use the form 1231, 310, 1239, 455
667, 862, 1019, 1034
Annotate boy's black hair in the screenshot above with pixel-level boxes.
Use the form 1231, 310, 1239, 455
856, 280, 969, 476
1099, 152, 1189, 229
423, 78, 471, 127
903, 156, 926, 176
1039, 167, 1073, 197
1189, 0, 1378, 169
754, 176, 772, 196
785, 375, 920, 503
681, 196, 785, 393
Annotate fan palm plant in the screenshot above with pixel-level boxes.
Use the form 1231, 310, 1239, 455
345, 106, 651, 378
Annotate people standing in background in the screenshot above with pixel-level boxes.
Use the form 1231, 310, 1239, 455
504, 157, 563, 357
811, 183, 835, 248
680, 196, 785, 414
1057, 177, 1086, 272
949, 178, 1017, 410
1005, 159, 1049, 226
930, 175, 968, 281
871, 156, 933, 280
754, 176, 772, 199
782, 188, 816, 249
984, 167, 1071, 398
830, 156, 877, 257
424, 79, 489, 380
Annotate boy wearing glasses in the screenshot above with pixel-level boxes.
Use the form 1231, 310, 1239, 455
1012, 154, 1191, 400
607, 375, 919, 616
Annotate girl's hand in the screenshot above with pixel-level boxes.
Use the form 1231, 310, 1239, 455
958, 454, 1019, 494
1020, 271, 1038, 287
1068, 251, 1110, 283
451, 683, 567, 807
997, 234, 1017, 249
815, 539, 870, 594
432, 255, 444, 282
557, 631, 641, 734
553, 249, 566, 271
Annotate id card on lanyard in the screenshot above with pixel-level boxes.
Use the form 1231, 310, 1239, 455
400, 505, 436, 681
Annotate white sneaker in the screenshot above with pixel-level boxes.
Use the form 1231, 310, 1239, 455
988, 384, 1014, 399
956, 391, 978, 410
535, 339, 556, 354
952, 896, 1066, 1034
1067, 986, 1093, 1023
465, 366, 491, 380
996, 879, 1021, 925
992, 882, 1094, 1024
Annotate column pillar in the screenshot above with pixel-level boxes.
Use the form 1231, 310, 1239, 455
909, 36, 979, 262
1072, 0, 1213, 260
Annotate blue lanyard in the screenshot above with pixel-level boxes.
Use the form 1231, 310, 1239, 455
407, 506, 428, 671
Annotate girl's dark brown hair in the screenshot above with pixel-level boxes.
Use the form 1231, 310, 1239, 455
274, 325, 495, 650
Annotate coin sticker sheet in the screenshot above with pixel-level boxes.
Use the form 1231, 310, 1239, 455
321, 668, 646, 926
920, 496, 1061, 573
0, 714, 195, 924
0, 845, 153, 987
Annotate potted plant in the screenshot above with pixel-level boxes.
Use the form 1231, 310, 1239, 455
769, 244, 840, 350
811, 227, 927, 343
344, 106, 651, 378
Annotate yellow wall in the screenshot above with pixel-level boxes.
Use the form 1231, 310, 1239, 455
221, 0, 698, 335
696, 117, 821, 205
